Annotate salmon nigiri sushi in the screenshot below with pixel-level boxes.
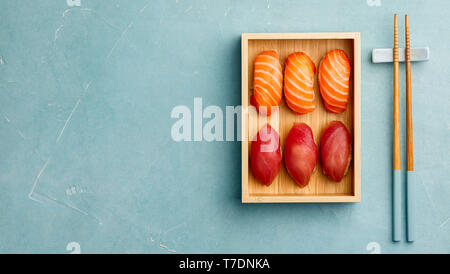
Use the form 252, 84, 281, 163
284, 52, 316, 114
252, 50, 283, 116
318, 49, 351, 113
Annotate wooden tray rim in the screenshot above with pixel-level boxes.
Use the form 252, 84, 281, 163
241, 32, 361, 203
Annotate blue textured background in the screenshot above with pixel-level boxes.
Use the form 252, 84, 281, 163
0, 0, 448, 253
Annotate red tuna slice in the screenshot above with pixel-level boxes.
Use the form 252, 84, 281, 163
250, 124, 282, 186
320, 121, 352, 182
284, 123, 319, 187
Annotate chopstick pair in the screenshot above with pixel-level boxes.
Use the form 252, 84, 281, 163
393, 14, 415, 243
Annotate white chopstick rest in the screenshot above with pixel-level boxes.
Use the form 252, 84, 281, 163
372, 47, 429, 63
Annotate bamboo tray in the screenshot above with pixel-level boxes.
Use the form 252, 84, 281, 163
241, 33, 361, 203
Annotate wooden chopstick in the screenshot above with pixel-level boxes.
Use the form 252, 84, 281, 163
405, 16, 414, 174
392, 14, 402, 242
393, 15, 401, 171
405, 14, 415, 242
405, 15, 413, 172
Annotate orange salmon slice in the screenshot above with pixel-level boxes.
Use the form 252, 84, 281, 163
252, 50, 283, 116
284, 52, 316, 114
318, 49, 351, 113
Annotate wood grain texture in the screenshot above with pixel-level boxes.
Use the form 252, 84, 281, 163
393, 14, 401, 171
241, 33, 361, 203
405, 15, 414, 171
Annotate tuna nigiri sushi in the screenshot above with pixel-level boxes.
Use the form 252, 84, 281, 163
318, 49, 351, 113
320, 121, 352, 182
284, 123, 318, 187
252, 50, 283, 116
284, 52, 316, 114
251, 124, 282, 186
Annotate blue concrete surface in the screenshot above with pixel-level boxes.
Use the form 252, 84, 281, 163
0, 0, 448, 253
